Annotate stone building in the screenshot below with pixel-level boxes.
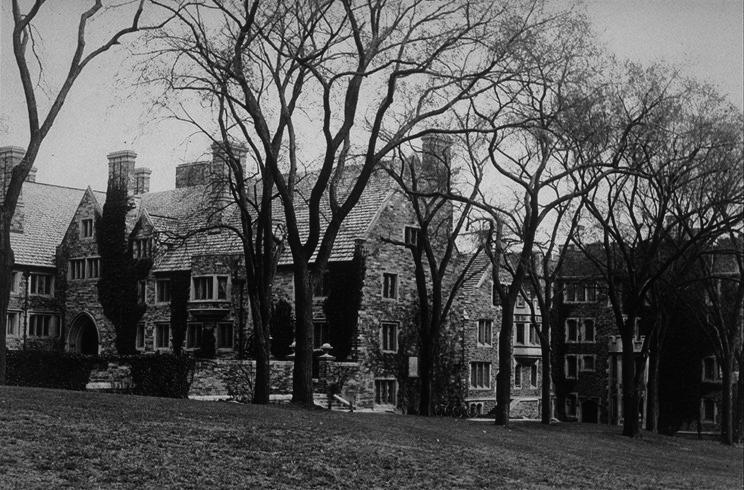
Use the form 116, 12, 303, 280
2, 138, 503, 412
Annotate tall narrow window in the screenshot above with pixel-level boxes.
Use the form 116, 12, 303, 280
381, 322, 398, 353
29, 315, 56, 338
516, 323, 526, 345
81, 218, 94, 238
470, 362, 491, 389
186, 323, 203, 349
404, 226, 420, 247
583, 319, 595, 343
565, 355, 578, 379
193, 277, 213, 300
132, 238, 152, 259
530, 363, 538, 387
69, 259, 86, 280
136, 323, 145, 351
137, 280, 147, 304
217, 322, 234, 349
374, 379, 396, 405
156, 279, 172, 303
382, 273, 398, 299
29, 273, 53, 296
86, 258, 100, 278
10, 272, 18, 293
514, 363, 522, 388
155, 323, 170, 350
477, 319, 492, 346
217, 276, 229, 300
6, 312, 19, 336
566, 319, 578, 342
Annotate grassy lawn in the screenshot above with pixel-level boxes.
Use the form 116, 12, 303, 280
0, 387, 741, 489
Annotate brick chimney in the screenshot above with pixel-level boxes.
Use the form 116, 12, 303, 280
209, 142, 247, 227
107, 150, 137, 195
134, 167, 152, 194
1, 146, 27, 232
420, 134, 452, 192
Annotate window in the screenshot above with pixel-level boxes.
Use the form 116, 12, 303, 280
156, 279, 172, 303
514, 363, 522, 388
584, 319, 595, 343
516, 322, 526, 345
470, 362, 491, 389
565, 318, 596, 343
702, 356, 719, 381
136, 323, 145, 351
69, 259, 86, 280
186, 323, 203, 349
530, 363, 538, 387
633, 317, 642, 341
581, 355, 596, 372
565, 355, 578, 379
193, 277, 213, 300
477, 319, 492, 346
137, 280, 147, 304
6, 312, 19, 337
154, 323, 170, 350
702, 399, 716, 422
381, 322, 398, 353
516, 293, 526, 308
382, 273, 397, 299
565, 393, 578, 418
28, 314, 57, 338
404, 226, 420, 247
375, 379, 396, 405
86, 258, 100, 279
10, 272, 19, 293
132, 237, 152, 259
217, 276, 228, 300
564, 282, 597, 303
29, 273, 53, 296
81, 218, 94, 238
313, 321, 328, 349
217, 322, 234, 349
312, 271, 330, 298
566, 319, 578, 342
529, 324, 538, 345
192, 276, 229, 301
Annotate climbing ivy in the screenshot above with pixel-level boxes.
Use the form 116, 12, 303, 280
323, 249, 366, 361
96, 184, 152, 355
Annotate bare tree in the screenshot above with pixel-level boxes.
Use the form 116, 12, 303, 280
1, 0, 172, 384
145, 0, 555, 406
382, 136, 487, 415
455, 11, 603, 426
574, 65, 744, 437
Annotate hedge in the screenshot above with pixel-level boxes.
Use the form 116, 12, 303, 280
5, 350, 195, 399
6, 350, 97, 391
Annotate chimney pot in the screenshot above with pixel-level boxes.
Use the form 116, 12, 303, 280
134, 167, 152, 194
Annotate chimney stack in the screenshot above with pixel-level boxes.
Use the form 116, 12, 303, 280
134, 167, 152, 194
420, 134, 452, 192
26, 167, 38, 182
107, 150, 137, 195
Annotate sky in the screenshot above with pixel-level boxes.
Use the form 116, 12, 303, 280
1, 0, 742, 194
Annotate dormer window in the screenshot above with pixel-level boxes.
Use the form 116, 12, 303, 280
81, 218, 94, 238
133, 238, 153, 259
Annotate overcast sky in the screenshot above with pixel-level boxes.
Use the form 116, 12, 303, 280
1, 0, 742, 194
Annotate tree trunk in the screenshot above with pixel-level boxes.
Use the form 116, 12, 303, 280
720, 358, 733, 445
253, 333, 271, 404
418, 329, 434, 416
495, 302, 514, 426
541, 343, 551, 424
0, 215, 13, 385
292, 263, 314, 407
646, 349, 659, 432
621, 331, 640, 437
733, 358, 744, 443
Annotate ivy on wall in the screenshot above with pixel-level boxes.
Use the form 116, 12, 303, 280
323, 249, 366, 361
169, 271, 190, 356
96, 185, 152, 355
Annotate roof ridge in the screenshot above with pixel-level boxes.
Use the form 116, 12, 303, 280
25, 181, 105, 194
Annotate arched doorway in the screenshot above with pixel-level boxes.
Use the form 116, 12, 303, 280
68, 313, 99, 355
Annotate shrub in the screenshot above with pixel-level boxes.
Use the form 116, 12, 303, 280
5, 350, 97, 391
126, 354, 195, 398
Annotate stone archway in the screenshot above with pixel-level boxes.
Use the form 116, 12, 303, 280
68, 313, 99, 355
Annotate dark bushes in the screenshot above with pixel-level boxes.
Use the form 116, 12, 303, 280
5, 350, 97, 390
5, 350, 195, 399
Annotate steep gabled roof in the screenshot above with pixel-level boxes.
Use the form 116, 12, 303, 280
10, 182, 105, 268
147, 167, 396, 271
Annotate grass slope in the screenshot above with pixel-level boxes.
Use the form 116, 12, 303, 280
0, 386, 741, 489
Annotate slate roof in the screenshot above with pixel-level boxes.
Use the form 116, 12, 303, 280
10, 182, 105, 268
145, 168, 396, 271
